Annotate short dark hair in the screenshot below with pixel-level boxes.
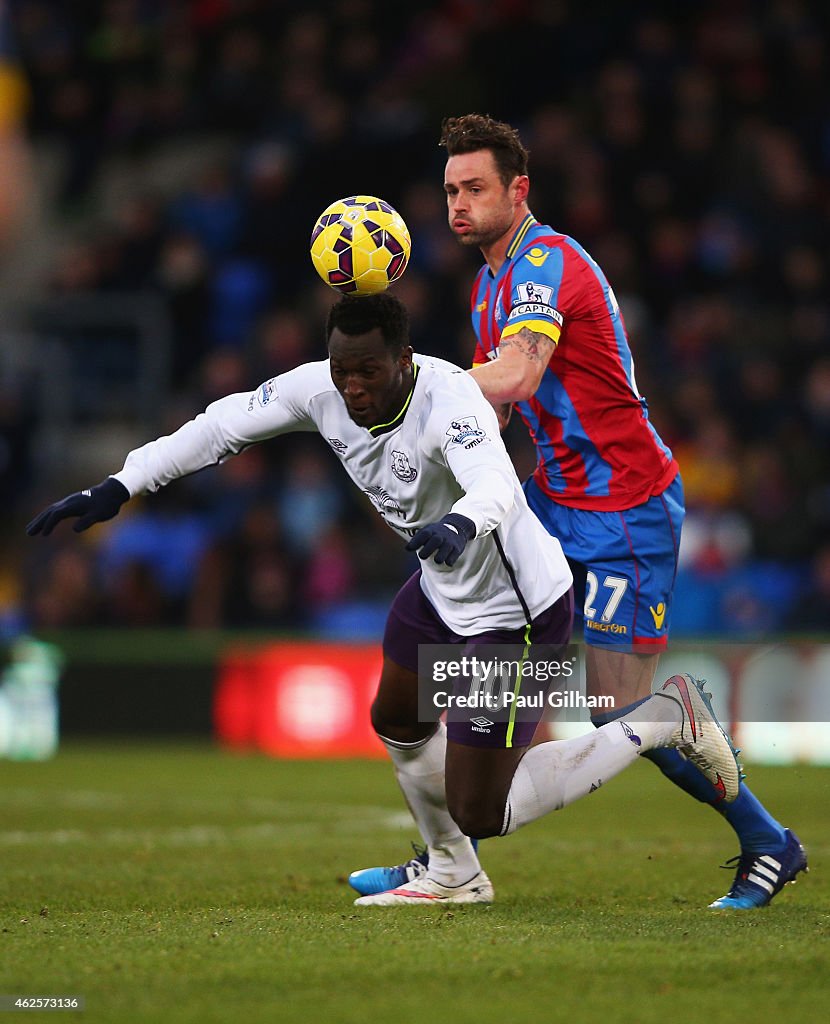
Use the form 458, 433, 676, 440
326, 292, 410, 355
440, 114, 529, 187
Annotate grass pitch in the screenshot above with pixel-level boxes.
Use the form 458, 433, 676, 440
1, 743, 826, 1024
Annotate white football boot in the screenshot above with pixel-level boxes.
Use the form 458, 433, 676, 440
354, 869, 493, 906
658, 673, 740, 802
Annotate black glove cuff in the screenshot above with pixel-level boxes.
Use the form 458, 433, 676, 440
98, 477, 130, 505
441, 513, 476, 542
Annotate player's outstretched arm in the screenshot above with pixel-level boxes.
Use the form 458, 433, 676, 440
27, 367, 319, 539
469, 326, 555, 404
26, 477, 130, 537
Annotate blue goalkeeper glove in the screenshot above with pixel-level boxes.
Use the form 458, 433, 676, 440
26, 477, 130, 536
405, 513, 476, 567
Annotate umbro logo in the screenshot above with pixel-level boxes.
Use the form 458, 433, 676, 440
470, 716, 493, 730
328, 438, 348, 453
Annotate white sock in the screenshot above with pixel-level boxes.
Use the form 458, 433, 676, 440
502, 720, 647, 834
380, 722, 480, 886
620, 692, 684, 749
501, 695, 685, 834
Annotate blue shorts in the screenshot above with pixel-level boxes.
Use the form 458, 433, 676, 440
523, 474, 685, 652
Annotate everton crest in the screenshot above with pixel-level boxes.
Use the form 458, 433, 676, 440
391, 449, 417, 482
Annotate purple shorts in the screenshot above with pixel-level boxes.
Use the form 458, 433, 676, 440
383, 571, 574, 748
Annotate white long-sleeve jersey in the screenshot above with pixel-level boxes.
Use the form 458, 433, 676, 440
114, 354, 572, 635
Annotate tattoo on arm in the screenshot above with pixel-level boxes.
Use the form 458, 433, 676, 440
499, 327, 555, 364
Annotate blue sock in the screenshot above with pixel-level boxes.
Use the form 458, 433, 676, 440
592, 701, 787, 854
717, 784, 787, 853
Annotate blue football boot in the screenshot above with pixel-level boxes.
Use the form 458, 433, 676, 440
348, 843, 429, 897
709, 829, 808, 909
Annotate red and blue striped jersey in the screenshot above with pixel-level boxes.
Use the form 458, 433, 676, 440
471, 215, 678, 511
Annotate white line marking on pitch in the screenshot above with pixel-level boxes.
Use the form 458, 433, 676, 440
0, 813, 414, 848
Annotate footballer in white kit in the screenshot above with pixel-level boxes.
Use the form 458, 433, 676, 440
28, 292, 740, 906
115, 346, 572, 638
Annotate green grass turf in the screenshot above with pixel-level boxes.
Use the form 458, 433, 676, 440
0, 743, 827, 1024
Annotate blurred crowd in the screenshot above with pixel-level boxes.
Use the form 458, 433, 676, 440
1, 0, 829, 637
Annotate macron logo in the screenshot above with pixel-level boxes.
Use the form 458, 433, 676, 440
649, 602, 666, 629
